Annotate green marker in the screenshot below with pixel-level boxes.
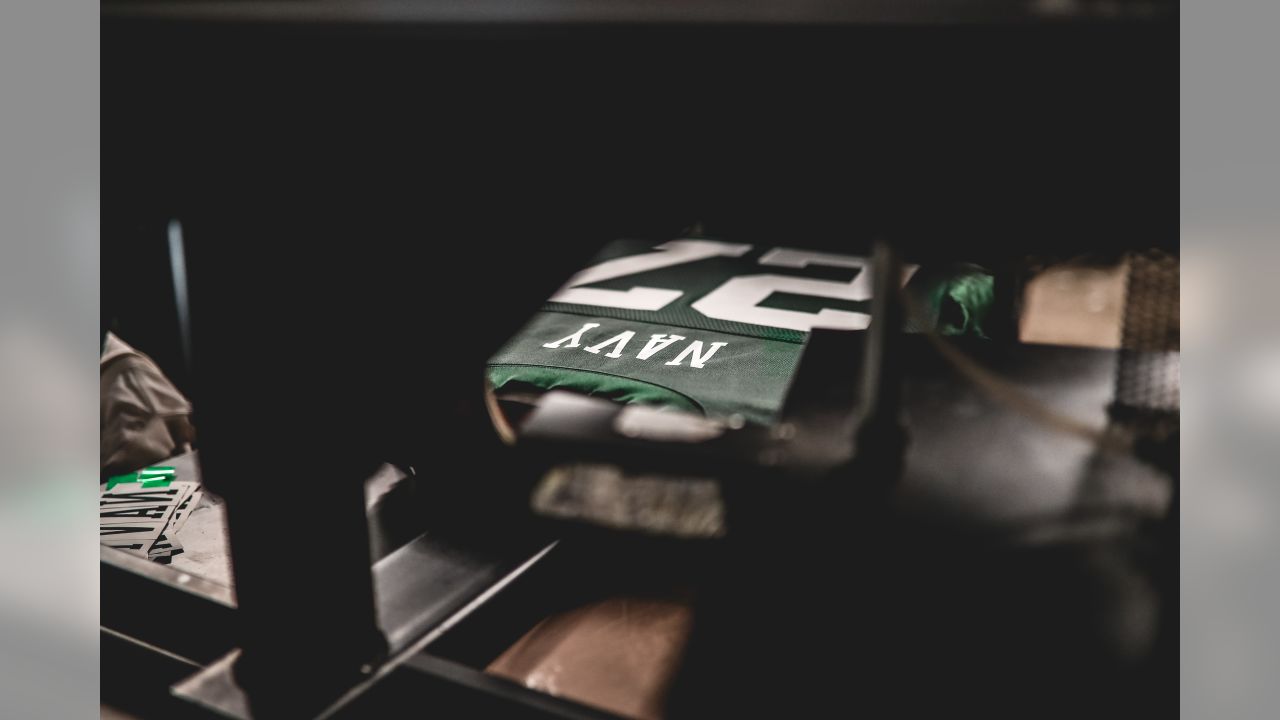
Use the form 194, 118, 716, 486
106, 466, 177, 490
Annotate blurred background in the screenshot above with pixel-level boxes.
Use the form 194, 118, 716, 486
0, 1, 99, 717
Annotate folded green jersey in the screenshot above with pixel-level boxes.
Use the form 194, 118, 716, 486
488, 239, 992, 426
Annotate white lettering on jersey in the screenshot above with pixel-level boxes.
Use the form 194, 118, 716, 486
664, 341, 728, 369
542, 325, 726, 369
583, 331, 636, 358
542, 322, 600, 349
635, 334, 686, 360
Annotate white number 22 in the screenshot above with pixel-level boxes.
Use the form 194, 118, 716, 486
549, 240, 751, 311
548, 240, 917, 332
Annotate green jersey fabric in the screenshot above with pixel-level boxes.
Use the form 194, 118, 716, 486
488, 239, 992, 425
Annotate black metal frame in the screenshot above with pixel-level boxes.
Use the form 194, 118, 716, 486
101, 528, 577, 718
